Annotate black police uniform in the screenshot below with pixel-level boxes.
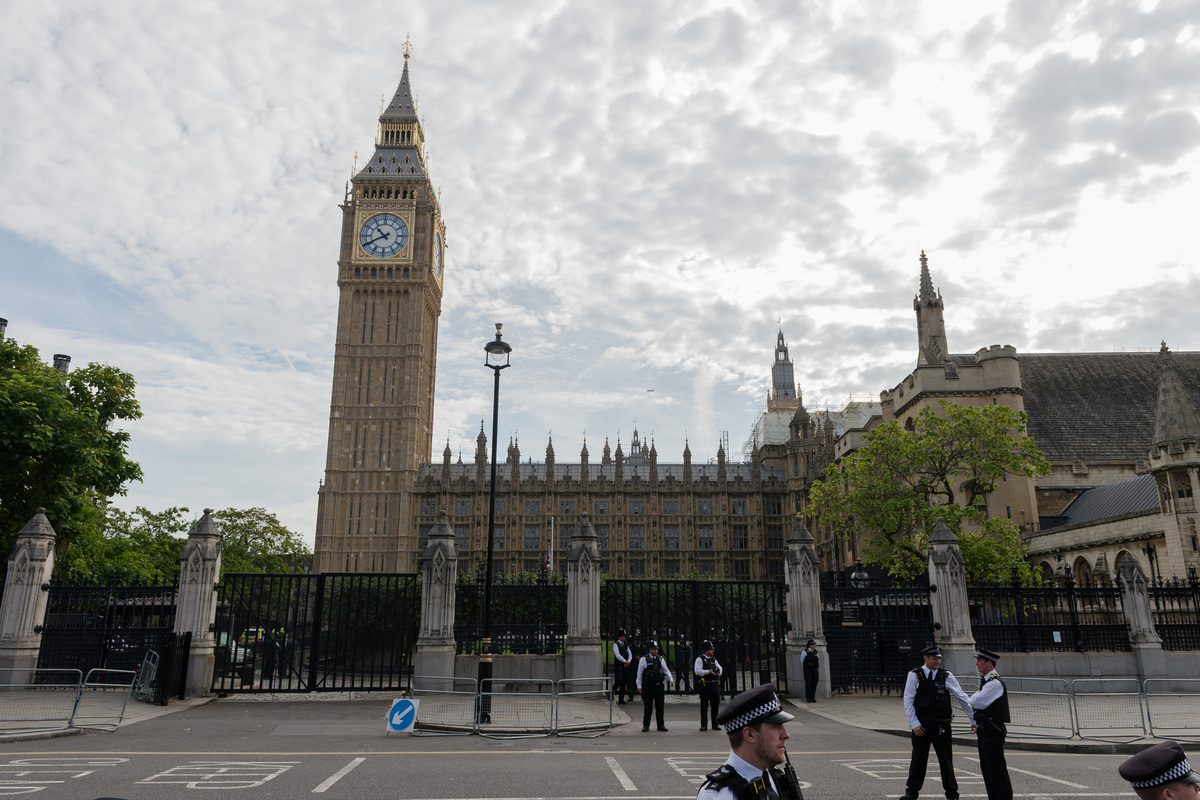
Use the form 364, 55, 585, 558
613, 633, 634, 704
637, 645, 673, 732
800, 642, 819, 703
902, 647, 972, 800
695, 641, 723, 730
971, 668, 1012, 800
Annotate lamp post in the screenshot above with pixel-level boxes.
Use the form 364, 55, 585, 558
477, 323, 511, 724
1141, 543, 1159, 585
850, 560, 870, 589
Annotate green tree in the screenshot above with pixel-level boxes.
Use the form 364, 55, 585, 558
214, 507, 311, 574
807, 401, 1050, 584
0, 334, 142, 558
58, 506, 189, 583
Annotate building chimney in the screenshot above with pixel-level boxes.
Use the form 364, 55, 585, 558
52, 354, 71, 373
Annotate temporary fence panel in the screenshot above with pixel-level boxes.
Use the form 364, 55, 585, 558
555, 677, 613, 737
821, 585, 932, 694
1003, 677, 1075, 739
0, 668, 83, 734
212, 573, 419, 694
1071, 678, 1146, 742
477, 678, 555, 739
1144, 679, 1200, 741
410, 676, 479, 735
602, 578, 788, 696
72, 668, 136, 731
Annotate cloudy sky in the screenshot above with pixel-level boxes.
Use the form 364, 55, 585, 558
3, 1, 1199, 543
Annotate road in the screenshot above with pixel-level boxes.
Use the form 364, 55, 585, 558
0, 699, 1135, 799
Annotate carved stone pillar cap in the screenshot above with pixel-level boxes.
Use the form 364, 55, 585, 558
17, 508, 56, 539
786, 517, 813, 545
185, 508, 222, 539
930, 519, 958, 544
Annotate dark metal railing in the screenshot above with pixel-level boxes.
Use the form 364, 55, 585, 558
969, 569, 1129, 653
36, 582, 178, 675
821, 585, 932, 694
1150, 569, 1200, 651
454, 570, 567, 655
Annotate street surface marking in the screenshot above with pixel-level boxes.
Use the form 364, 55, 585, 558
0, 757, 126, 796
962, 756, 1088, 789
667, 757, 811, 790
836, 758, 981, 781
605, 757, 637, 792
313, 757, 365, 793
139, 760, 297, 789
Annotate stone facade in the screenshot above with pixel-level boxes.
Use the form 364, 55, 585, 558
313, 48, 446, 573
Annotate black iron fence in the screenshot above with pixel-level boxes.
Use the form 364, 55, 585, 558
969, 572, 1130, 652
821, 585, 933, 694
212, 573, 419, 693
1150, 574, 1200, 651
454, 571, 567, 655
37, 582, 178, 675
600, 578, 788, 696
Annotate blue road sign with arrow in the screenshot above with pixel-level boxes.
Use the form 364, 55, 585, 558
386, 698, 420, 733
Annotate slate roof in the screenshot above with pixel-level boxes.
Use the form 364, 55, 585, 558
355, 147, 426, 181
1050, 473, 1160, 529
380, 61, 418, 122
1016, 352, 1200, 465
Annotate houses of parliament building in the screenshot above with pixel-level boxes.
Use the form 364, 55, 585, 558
313, 54, 1200, 584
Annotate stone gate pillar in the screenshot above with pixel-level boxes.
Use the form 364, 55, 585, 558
784, 518, 829, 698
175, 509, 223, 697
564, 514, 602, 682
414, 512, 458, 686
926, 520, 975, 677
0, 509, 57, 678
1117, 557, 1165, 679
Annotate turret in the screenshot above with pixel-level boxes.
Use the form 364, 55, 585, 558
475, 421, 487, 482
717, 441, 727, 483
683, 439, 693, 483
580, 437, 590, 484
602, 437, 612, 466
914, 251, 949, 367
545, 434, 556, 483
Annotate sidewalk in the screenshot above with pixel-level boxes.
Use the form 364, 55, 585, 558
786, 693, 1168, 755
0, 694, 214, 742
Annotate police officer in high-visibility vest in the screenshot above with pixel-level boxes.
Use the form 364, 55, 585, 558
636, 640, 674, 732
968, 648, 1013, 800
694, 640, 724, 731
901, 645, 975, 800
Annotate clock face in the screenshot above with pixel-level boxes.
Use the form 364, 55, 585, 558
359, 213, 409, 258
433, 232, 443, 278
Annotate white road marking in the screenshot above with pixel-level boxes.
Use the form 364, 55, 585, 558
139, 761, 297, 790
604, 757, 637, 792
312, 757, 365, 793
962, 756, 1089, 789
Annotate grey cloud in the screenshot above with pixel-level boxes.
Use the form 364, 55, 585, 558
825, 35, 897, 85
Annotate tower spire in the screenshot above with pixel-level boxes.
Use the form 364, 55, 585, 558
913, 250, 949, 366
1154, 342, 1200, 449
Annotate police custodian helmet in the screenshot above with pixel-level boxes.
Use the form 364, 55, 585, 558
646, 640, 660, 650
716, 683, 795, 732
701, 640, 715, 651
1120, 741, 1200, 789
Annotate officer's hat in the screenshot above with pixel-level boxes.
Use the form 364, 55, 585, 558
921, 645, 943, 657
646, 640, 660, 650
616, 628, 627, 638
1120, 741, 1200, 788
716, 683, 795, 732
975, 648, 1000, 664
701, 640, 715, 651
805, 639, 816, 646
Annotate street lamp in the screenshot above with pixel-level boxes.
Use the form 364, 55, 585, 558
1141, 544, 1159, 585
850, 560, 870, 589
477, 323, 511, 724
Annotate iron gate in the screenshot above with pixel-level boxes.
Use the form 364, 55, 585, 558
601, 579, 788, 695
37, 583, 178, 675
212, 572, 419, 693
821, 585, 933, 694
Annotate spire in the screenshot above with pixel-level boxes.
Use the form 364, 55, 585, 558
602, 437, 612, 465
580, 436, 589, 460
916, 250, 940, 308
1153, 342, 1200, 449
381, 39, 419, 123
769, 327, 799, 410
913, 251, 949, 366
546, 433, 555, 461
443, 437, 452, 462
358, 41, 429, 184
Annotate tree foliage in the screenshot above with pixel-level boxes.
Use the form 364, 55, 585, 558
807, 402, 1050, 584
0, 335, 142, 558
213, 507, 311, 574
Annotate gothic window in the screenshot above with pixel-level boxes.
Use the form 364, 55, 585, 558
663, 525, 680, 550
767, 560, 784, 582
697, 497, 713, 516
454, 525, 469, 551
594, 496, 610, 515
629, 497, 644, 515
664, 560, 680, 576
494, 525, 505, 549
524, 497, 541, 515
732, 498, 747, 515
663, 496, 680, 515
494, 497, 507, 515
419, 497, 436, 514
418, 524, 433, 549
559, 497, 575, 514
766, 525, 784, 549
764, 496, 783, 515
455, 496, 472, 515
699, 560, 715, 575
1179, 482, 1194, 498
629, 525, 645, 550
733, 525, 748, 549
698, 526, 714, 550
733, 560, 750, 579
524, 525, 540, 550
558, 523, 574, 547
628, 559, 645, 576
595, 524, 610, 549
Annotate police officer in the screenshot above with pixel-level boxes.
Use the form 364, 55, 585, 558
1120, 740, 1200, 800
901, 645, 975, 800
612, 629, 634, 704
637, 640, 674, 732
695, 640, 724, 731
968, 648, 1012, 800
799, 640, 819, 703
696, 683, 804, 800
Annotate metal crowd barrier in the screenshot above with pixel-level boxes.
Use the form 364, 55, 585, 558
1144, 679, 1200, 742
0, 668, 84, 734
72, 668, 137, 732
1071, 678, 1145, 742
408, 675, 613, 737
1005, 677, 1074, 740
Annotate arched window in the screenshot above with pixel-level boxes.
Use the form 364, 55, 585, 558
1073, 556, 1094, 587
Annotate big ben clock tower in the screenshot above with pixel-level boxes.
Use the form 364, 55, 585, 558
314, 44, 445, 573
